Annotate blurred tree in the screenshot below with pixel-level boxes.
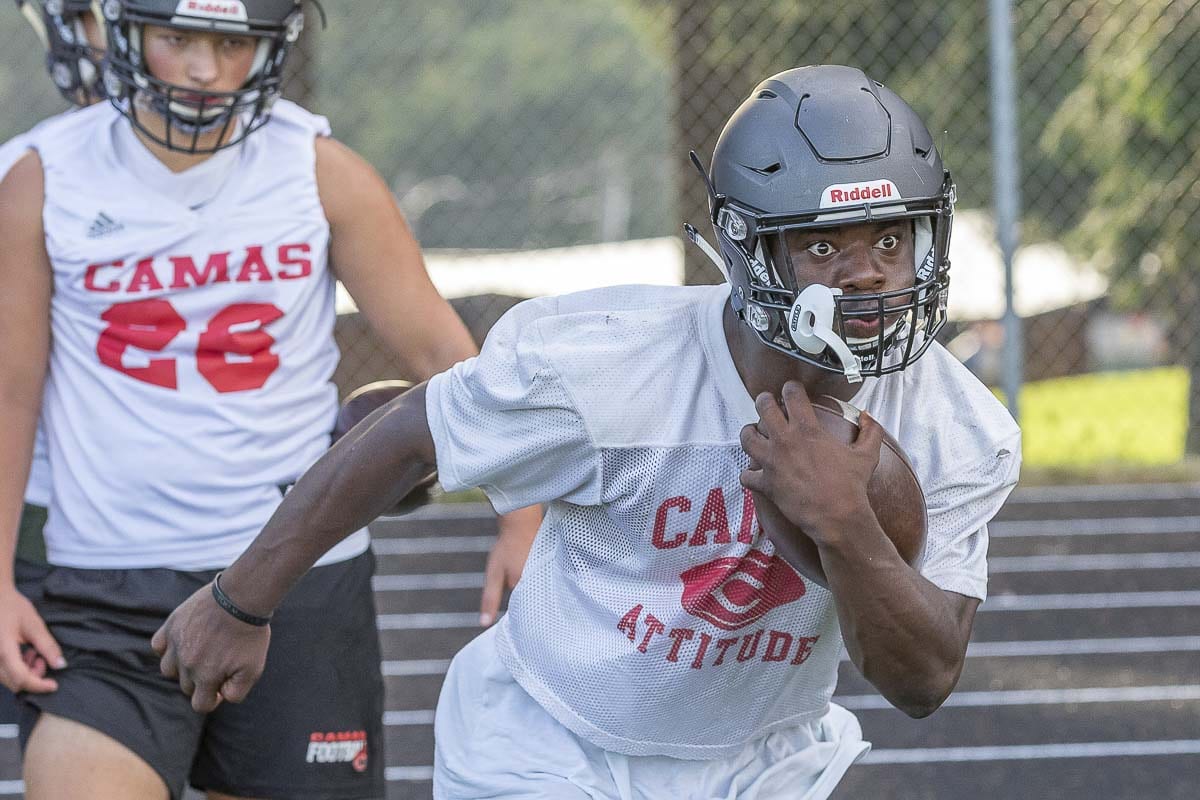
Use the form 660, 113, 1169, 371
0, 13, 71, 142
670, 0, 991, 282
313, 0, 675, 249
1037, 0, 1200, 449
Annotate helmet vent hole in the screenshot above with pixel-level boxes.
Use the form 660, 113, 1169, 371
757, 90, 778, 99
745, 162, 782, 177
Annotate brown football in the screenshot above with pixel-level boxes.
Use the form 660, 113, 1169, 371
750, 395, 927, 589
333, 380, 437, 516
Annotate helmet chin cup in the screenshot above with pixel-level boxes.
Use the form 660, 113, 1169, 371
787, 285, 863, 384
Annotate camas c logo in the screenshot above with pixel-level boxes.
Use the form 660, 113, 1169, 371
679, 548, 805, 631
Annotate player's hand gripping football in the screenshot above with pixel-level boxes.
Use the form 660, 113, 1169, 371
0, 584, 65, 694
740, 381, 882, 547
151, 580, 270, 713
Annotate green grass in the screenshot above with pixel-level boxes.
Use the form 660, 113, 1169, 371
1007, 366, 1190, 469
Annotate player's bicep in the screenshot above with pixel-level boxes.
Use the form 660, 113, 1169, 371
315, 137, 475, 379
0, 151, 51, 406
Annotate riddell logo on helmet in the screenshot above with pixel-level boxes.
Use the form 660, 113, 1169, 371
820, 180, 901, 209
177, 0, 249, 22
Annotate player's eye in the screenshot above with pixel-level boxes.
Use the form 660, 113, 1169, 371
222, 37, 253, 52
875, 234, 901, 251
806, 241, 835, 257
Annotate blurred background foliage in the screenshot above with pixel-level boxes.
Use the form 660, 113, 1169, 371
2, 0, 1198, 467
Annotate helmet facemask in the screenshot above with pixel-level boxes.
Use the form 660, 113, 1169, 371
685, 65, 956, 384
99, 0, 306, 154
19, 0, 107, 106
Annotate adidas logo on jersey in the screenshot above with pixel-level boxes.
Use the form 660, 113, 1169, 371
86, 213, 124, 239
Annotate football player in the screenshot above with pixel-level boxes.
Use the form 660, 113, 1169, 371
152, 65, 1021, 798
0, 0, 108, 699
0, 1, 540, 798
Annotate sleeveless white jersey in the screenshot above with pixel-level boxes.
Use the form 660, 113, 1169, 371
2, 121, 59, 508
427, 283, 1021, 759
31, 100, 369, 569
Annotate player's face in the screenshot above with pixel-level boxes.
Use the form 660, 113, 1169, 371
141, 24, 258, 95
782, 219, 916, 341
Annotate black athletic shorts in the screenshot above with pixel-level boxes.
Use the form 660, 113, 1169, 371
16, 549, 386, 800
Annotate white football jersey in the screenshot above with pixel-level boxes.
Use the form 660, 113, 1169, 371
2, 125, 52, 508
427, 283, 1021, 759
31, 100, 368, 569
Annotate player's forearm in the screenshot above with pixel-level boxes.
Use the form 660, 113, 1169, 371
819, 517, 971, 718
219, 385, 437, 617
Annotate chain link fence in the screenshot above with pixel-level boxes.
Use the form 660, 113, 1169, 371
2, 0, 1198, 473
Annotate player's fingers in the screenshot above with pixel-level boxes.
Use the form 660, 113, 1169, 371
0, 644, 57, 694
753, 391, 789, 433
479, 557, 504, 627
739, 423, 770, 462
23, 649, 48, 678
190, 679, 223, 714
0, 642, 23, 692
159, 644, 179, 680
218, 669, 257, 704
739, 467, 766, 493
150, 623, 168, 657
853, 410, 886, 462
179, 669, 196, 699
780, 381, 819, 425
23, 615, 66, 671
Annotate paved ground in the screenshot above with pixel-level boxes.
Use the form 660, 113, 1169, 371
2, 483, 1198, 798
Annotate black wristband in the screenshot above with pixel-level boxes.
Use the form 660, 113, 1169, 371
211, 571, 272, 627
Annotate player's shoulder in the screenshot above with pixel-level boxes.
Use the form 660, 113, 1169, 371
883, 341, 1020, 470
265, 98, 332, 140
28, 102, 115, 150
2, 107, 93, 174
0, 132, 33, 179
502, 283, 718, 357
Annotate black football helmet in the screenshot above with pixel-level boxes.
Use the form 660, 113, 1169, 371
687, 65, 955, 383
98, 0, 306, 153
17, 0, 105, 106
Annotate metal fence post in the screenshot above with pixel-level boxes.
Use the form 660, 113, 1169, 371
989, 0, 1023, 422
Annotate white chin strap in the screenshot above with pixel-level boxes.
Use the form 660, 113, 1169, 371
683, 224, 730, 281
685, 226, 863, 383
787, 284, 862, 384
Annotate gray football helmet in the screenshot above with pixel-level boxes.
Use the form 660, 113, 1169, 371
16, 0, 105, 105
687, 65, 955, 383
99, 0, 307, 153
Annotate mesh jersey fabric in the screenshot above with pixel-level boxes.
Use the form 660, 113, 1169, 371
28, 100, 368, 570
425, 282, 1021, 758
